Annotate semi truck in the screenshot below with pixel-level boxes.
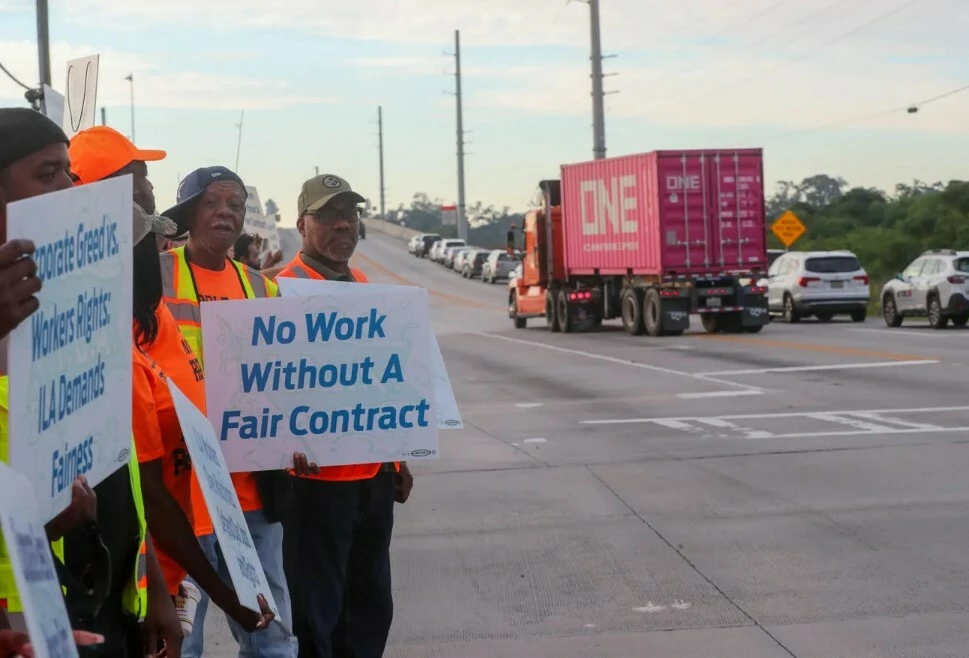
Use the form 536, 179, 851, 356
507, 149, 771, 336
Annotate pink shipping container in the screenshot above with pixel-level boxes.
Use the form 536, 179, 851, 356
559, 149, 768, 278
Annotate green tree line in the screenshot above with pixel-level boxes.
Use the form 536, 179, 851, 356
767, 174, 969, 290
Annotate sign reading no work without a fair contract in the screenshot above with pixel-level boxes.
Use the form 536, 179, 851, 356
167, 380, 281, 623
6, 177, 133, 521
0, 463, 79, 658
275, 277, 463, 430
201, 286, 439, 472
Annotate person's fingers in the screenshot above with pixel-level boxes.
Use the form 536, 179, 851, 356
308, 460, 319, 474
0, 239, 35, 266
72, 631, 105, 646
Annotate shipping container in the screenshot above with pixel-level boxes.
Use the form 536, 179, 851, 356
508, 149, 771, 337
560, 149, 767, 277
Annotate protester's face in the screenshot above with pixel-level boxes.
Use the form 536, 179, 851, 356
298, 194, 359, 264
128, 161, 155, 214
0, 144, 72, 242
246, 244, 261, 269
189, 181, 246, 255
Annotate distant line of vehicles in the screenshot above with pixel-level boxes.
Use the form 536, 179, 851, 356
407, 233, 522, 284
400, 148, 969, 334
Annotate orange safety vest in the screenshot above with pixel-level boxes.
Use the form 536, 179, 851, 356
274, 253, 399, 482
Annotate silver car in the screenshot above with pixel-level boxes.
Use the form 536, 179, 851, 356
481, 250, 520, 284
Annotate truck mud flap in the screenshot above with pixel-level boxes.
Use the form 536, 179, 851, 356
571, 303, 600, 331
662, 299, 691, 332
743, 303, 770, 327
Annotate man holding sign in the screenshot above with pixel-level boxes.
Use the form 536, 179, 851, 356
274, 174, 411, 658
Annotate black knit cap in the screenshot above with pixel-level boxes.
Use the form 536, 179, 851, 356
0, 108, 70, 174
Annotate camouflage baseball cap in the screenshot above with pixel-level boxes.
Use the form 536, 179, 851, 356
297, 174, 366, 217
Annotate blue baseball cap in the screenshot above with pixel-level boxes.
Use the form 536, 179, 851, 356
162, 165, 247, 237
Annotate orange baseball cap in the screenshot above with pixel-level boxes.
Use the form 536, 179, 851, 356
69, 126, 166, 185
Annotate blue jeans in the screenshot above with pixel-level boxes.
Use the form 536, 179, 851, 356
181, 509, 298, 658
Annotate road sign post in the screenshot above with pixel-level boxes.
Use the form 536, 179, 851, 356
771, 210, 806, 249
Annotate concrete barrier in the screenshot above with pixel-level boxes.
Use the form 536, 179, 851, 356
364, 218, 420, 242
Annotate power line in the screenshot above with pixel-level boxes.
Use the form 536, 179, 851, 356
0, 61, 32, 91
649, 0, 924, 116
768, 82, 969, 140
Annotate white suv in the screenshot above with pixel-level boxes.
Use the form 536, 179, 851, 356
880, 249, 969, 329
764, 250, 870, 323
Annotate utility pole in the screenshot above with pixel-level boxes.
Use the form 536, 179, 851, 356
36, 0, 51, 86
377, 106, 386, 220
315, 166, 319, 177
234, 110, 244, 172
100, 107, 106, 126
589, 0, 606, 159
453, 29, 468, 240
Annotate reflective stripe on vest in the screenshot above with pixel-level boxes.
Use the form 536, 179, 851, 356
160, 246, 279, 368
0, 377, 147, 619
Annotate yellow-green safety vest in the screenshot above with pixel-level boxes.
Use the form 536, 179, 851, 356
159, 246, 279, 368
0, 376, 148, 620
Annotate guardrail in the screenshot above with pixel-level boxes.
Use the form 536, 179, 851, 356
364, 218, 420, 242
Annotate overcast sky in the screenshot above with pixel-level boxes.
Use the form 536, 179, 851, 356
1, 0, 967, 224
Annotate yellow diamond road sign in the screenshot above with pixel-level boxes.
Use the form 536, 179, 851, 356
771, 210, 806, 248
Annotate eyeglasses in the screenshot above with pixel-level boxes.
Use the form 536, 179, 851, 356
310, 206, 361, 224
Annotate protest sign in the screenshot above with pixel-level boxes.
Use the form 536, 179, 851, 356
62, 55, 99, 139
276, 277, 463, 430
41, 85, 65, 128
6, 177, 133, 521
201, 287, 438, 471
0, 463, 79, 658
166, 381, 280, 621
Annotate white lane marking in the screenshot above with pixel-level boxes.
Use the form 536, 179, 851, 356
671, 600, 692, 611
515, 403, 544, 409
694, 417, 775, 439
523, 437, 547, 444
468, 331, 765, 393
580, 405, 969, 425
696, 360, 940, 376
677, 390, 764, 399
747, 426, 969, 440
806, 413, 898, 432
633, 603, 667, 613
653, 419, 704, 433
847, 412, 942, 430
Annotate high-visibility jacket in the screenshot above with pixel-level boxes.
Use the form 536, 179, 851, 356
274, 253, 400, 481
158, 246, 279, 366
0, 377, 148, 619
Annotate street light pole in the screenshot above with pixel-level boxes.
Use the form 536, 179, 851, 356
124, 74, 135, 142
35, 0, 51, 86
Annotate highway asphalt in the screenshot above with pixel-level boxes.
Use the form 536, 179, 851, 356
206, 232, 969, 657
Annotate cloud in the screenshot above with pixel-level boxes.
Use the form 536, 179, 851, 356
0, 40, 337, 109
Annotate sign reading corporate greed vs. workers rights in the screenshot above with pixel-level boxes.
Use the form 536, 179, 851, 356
6, 177, 133, 521
201, 286, 438, 472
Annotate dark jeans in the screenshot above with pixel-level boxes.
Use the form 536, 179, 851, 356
283, 473, 395, 658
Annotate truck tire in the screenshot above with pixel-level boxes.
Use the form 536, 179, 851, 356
643, 289, 664, 337
621, 289, 645, 336
546, 295, 560, 332
509, 292, 527, 329
557, 289, 573, 333
701, 315, 721, 333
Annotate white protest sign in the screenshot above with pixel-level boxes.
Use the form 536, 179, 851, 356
201, 288, 438, 472
276, 277, 463, 430
166, 381, 280, 621
6, 177, 133, 521
42, 85, 65, 128
62, 55, 99, 139
0, 463, 79, 658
